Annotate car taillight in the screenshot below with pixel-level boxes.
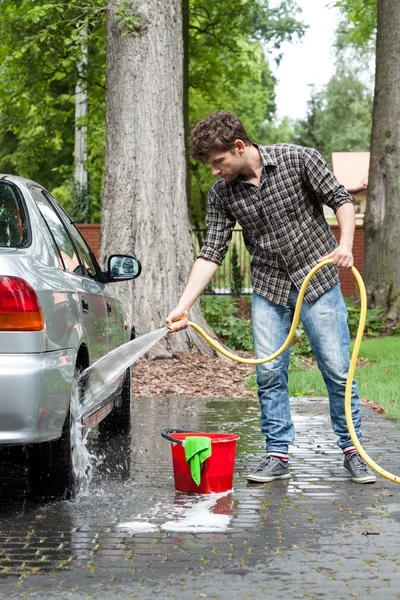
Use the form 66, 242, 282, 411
0, 276, 44, 331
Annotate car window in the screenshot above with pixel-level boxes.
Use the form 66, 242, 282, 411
0, 182, 29, 248
30, 187, 83, 275
52, 202, 98, 278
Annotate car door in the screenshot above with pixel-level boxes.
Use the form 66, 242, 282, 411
30, 188, 108, 364
53, 202, 127, 395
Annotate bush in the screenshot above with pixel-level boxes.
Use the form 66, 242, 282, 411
230, 243, 244, 298
200, 296, 253, 351
345, 304, 386, 337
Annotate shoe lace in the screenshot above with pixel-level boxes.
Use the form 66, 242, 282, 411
255, 455, 279, 472
348, 452, 369, 473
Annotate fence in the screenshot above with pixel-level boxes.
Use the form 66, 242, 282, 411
192, 229, 251, 295
191, 226, 365, 298
77, 224, 365, 298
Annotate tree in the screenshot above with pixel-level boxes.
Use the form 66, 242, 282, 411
334, 0, 377, 48
0, 0, 306, 354
0, 0, 305, 230
336, 0, 400, 317
189, 53, 279, 228
363, 0, 400, 317
100, 0, 212, 354
0, 1, 106, 220
294, 67, 373, 166
188, 0, 306, 226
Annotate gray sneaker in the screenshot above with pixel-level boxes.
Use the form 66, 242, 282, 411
247, 455, 291, 483
343, 452, 376, 483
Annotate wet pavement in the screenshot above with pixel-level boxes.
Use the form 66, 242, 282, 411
1, 395, 400, 599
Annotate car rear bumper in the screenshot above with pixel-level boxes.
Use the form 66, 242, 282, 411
0, 349, 76, 444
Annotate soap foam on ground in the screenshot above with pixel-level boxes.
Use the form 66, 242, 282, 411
116, 492, 233, 533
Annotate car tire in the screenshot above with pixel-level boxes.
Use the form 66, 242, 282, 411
27, 365, 85, 499
98, 367, 132, 435
27, 409, 75, 499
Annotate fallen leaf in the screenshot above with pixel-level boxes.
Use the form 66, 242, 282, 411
361, 398, 385, 414
362, 530, 380, 536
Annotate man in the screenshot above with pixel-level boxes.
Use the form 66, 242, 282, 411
166, 110, 375, 485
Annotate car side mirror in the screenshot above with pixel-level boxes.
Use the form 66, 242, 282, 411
104, 254, 142, 282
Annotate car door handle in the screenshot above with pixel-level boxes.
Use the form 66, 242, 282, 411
81, 296, 89, 314
106, 301, 112, 315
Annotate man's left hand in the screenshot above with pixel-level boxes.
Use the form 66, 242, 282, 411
317, 245, 354, 269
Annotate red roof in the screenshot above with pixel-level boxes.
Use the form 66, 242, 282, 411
331, 152, 370, 193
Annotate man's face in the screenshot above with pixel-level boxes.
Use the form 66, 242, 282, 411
207, 146, 245, 183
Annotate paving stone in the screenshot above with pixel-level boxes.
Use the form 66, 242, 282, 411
0, 396, 399, 599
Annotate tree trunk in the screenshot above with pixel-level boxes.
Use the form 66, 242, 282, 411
101, 0, 213, 355
364, 0, 400, 319
73, 29, 89, 223
74, 30, 88, 194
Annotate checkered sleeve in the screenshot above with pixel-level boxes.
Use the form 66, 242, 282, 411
301, 147, 354, 213
197, 186, 236, 266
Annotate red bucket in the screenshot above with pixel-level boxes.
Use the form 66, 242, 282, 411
162, 429, 240, 494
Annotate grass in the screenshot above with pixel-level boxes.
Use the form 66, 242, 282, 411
246, 336, 400, 421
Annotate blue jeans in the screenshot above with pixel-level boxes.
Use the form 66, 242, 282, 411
252, 282, 362, 454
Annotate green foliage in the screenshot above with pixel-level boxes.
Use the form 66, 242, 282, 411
334, 0, 377, 47
0, 0, 305, 224
262, 116, 296, 146
230, 244, 244, 298
189, 0, 304, 100
201, 296, 254, 351
294, 66, 373, 165
346, 304, 386, 338
114, 0, 141, 36
70, 183, 91, 223
0, 0, 107, 217
188, 0, 306, 226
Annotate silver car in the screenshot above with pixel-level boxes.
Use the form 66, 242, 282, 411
0, 175, 141, 495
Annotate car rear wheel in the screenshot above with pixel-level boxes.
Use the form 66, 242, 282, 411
27, 365, 85, 498
27, 409, 75, 499
98, 367, 132, 435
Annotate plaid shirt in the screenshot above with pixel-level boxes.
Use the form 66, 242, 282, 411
198, 143, 354, 305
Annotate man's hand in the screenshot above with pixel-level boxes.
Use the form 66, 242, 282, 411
165, 258, 218, 333
165, 308, 189, 332
317, 244, 354, 269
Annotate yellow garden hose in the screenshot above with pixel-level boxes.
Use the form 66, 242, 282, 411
184, 259, 400, 484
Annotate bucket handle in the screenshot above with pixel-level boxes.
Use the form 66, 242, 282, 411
161, 428, 198, 445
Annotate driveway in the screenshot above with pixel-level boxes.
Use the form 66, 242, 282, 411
0, 395, 399, 599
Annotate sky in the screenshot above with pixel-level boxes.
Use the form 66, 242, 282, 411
269, 0, 342, 121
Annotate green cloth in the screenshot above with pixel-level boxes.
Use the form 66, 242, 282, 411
184, 436, 212, 486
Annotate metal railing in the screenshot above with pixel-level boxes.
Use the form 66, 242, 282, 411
192, 228, 252, 295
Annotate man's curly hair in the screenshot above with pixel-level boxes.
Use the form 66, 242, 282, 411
190, 111, 252, 162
